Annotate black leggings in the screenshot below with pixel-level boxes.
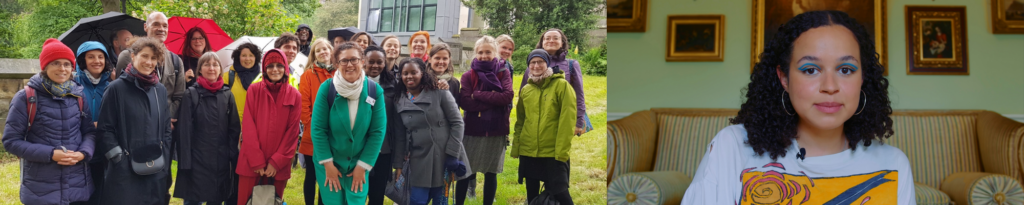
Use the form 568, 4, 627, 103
303, 155, 324, 205
367, 153, 392, 205
455, 173, 497, 205
525, 178, 573, 205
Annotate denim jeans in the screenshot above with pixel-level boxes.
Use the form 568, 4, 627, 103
410, 186, 447, 205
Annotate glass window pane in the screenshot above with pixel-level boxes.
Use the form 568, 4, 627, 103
383, 0, 393, 7
408, 7, 421, 31
368, 9, 380, 32
410, 0, 422, 5
425, 0, 436, 4
371, 0, 380, 8
381, 9, 393, 32
396, 7, 404, 32
423, 6, 436, 31
397, 0, 404, 7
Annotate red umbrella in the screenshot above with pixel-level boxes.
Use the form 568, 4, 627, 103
165, 16, 232, 55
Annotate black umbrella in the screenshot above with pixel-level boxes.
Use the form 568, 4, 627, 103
58, 12, 146, 58
327, 27, 363, 43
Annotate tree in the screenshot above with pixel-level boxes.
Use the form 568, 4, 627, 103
309, 0, 358, 39
463, 0, 601, 50
11, 0, 104, 58
132, 0, 301, 38
100, 0, 120, 13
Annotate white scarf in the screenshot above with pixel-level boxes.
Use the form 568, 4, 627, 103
529, 67, 554, 85
334, 69, 365, 100
369, 75, 380, 83
86, 72, 103, 85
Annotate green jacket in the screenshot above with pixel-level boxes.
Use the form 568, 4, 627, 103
512, 74, 577, 162
310, 77, 387, 203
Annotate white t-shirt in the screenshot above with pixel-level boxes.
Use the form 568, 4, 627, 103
681, 125, 916, 205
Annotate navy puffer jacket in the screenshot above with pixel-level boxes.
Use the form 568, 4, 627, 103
2, 73, 97, 205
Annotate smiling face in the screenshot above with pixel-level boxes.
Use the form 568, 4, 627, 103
475, 43, 496, 62
430, 50, 450, 75
334, 48, 364, 83
45, 59, 74, 84
266, 63, 286, 82
145, 14, 169, 42
280, 41, 298, 64
83, 50, 106, 76
383, 38, 401, 59
315, 43, 331, 64
542, 31, 563, 55
365, 51, 386, 77
355, 35, 370, 50
778, 25, 863, 131
410, 36, 428, 56
401, 63, 422, 90
131, 47, 160, 75
239, 48, 256, 68
499, 41, 514, 60
190, 32, 206, 54
298, 29, 309, 42
200, 58, 221, 82
528, 57, 547, 77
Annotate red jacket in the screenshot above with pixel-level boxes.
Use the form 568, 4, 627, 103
236, 80, 302, 180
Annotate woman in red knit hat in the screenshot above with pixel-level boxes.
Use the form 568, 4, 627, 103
236, 48, 302, 205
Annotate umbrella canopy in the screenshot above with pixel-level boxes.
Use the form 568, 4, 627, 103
215, 36, 308, 75
165, 16, 232, 55
58, 12, 146, 59
327, 27, 362, 43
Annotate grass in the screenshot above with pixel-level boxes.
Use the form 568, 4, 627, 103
0, 75, 607, 205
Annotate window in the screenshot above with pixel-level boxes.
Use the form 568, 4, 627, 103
368, 0, 438, 33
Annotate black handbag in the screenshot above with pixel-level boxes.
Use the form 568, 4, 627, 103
385, 160, 411, 204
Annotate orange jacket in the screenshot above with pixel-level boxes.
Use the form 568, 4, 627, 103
298, 64, 335, 155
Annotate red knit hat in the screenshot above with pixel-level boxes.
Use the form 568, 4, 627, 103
39, 38, 76, 71
262, 49, 289, 75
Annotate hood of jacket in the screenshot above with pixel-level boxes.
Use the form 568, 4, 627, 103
74, 41, 112, 83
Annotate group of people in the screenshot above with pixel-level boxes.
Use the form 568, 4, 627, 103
3, 10, 588, 205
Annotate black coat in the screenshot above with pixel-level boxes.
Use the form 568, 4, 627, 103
172, 85, 241, 201
380, 70, 399, 156
97, 72, 173, 205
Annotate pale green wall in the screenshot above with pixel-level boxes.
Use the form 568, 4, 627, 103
608, 0, 1024, 115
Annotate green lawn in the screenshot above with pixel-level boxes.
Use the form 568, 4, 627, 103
0, 75, 607, 205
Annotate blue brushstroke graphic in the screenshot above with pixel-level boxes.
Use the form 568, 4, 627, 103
823, 171, 894, 205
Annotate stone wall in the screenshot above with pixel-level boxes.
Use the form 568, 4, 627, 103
0, 59, 41, 145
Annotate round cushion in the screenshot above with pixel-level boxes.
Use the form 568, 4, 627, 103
969, 174, 1023, 205
608, 172, 691, 205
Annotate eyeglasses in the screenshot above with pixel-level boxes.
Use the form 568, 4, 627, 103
335, 58, 362, 66
48, 61, 74, 69
191, 37, 205, 42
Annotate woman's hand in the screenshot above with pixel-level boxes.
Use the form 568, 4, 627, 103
394, 168, 402, 180
263, 164, 277, 177
324, 164, 344, 192
185, 69, 195, 81
437, 80, 449, 90
347, 166, 367, 192
52, 149, 76, 165
575, 127, 585, 136
253, 166, 265, 176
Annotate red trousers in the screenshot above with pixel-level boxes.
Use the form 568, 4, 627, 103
238, 176, 288, 205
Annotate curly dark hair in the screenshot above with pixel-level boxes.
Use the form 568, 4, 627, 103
535, 28, 569, 56
730, 10, 893, 161
395, 57, 438, 94
230, 42, 262, 69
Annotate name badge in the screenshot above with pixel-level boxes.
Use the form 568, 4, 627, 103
366, 97, 375, 105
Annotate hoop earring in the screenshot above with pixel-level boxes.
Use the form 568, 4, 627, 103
781, 90, 794, 116
855, 91, 867, 115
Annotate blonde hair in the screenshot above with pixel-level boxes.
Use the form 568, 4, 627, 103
474, 35, 498, 57
305, 38, 334, 71
495, 34, 514, 47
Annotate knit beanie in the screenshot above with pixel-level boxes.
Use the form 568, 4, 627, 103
527, 49, 551, 66
262, 49, 290, 78
39, 38, 76, 71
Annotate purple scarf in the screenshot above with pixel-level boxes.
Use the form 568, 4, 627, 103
471, 58, 503, 92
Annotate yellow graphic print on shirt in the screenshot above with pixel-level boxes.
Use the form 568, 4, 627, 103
740, 163, 898, 205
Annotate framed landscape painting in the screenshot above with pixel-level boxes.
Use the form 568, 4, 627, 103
666, 15, 725, 61
751, 0, 888, 74
609, 0, 648, 32
991, 0, 1024, 34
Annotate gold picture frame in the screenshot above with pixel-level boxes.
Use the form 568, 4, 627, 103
751, 0, 888, 75
666, 15, 725, 62
906, 6, 969, 75
991, 0, 1024, 34
609, 0, 648, 32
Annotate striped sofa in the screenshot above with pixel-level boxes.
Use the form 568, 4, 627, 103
607, 108, 1024, 205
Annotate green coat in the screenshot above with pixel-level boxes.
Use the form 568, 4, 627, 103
512, 74, 577, 162
310, 77, 387, 204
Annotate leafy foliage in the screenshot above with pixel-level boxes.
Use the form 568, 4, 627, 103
462, 0, 602, 50
309, 0, 359, 40
5, 0, 104, 58
131, 0, 301, 38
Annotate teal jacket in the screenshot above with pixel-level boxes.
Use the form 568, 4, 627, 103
311, 77, 387, 203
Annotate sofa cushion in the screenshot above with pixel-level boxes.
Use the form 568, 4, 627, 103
886, 115, 982, 188
915, 183, 952, 205
608, 172, 692, 205
652, 114, 733, 176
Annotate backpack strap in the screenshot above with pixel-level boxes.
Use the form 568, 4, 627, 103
367, 80, 378, 106
326, 79, 338, 109
327, 79, 380, 109
226, 70, 236, 87
24, 86, 37, 130
188, 87, 199, 108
